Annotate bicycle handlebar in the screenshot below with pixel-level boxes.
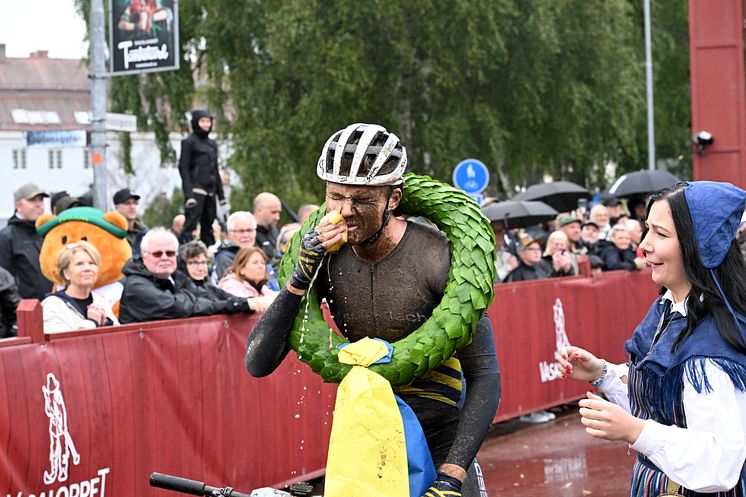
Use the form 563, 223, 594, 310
149, 473, 253, 497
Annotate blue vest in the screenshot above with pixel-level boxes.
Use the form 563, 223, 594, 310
625, 298, 746, 496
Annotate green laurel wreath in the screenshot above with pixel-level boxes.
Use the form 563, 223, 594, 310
278, 173, 496, 385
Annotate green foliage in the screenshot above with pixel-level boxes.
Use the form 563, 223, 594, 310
141, 187, 184, 229
77, 0, 691, 199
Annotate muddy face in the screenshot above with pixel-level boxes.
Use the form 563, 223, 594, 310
325, 183, 391, 245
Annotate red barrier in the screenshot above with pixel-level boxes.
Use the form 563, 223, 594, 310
1, 313, 336, 496
489, 270, 658, 421
0, 270, 659, 495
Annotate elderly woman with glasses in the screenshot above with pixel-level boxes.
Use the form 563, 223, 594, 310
178, 240, 247, 303
41, 241, 119, 332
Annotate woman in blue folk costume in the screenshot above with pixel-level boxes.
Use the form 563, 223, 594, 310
559, 181, 746, 496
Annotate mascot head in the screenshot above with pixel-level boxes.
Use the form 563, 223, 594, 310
36, 207, 132, 287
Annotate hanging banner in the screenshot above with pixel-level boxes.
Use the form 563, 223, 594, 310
109, 0, 180, 76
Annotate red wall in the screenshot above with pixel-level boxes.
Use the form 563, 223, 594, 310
0, 270, 659, 496
689, 0, 746, 187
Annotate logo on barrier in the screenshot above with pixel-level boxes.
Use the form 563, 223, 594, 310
539, 299, 572, 383
43, 373, 80, 484
6, 374, 110, 497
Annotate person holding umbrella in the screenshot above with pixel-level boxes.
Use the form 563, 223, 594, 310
558, 181, 746, 496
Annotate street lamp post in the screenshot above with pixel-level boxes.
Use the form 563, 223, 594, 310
644, 0, 656, 170
90, 0, 108, 210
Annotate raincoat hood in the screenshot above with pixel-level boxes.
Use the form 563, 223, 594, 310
190, 109, 213, 137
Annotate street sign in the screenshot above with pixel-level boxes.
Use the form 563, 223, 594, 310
453, 158, 489, 194
469, 193, 484, 206
105, 112, 137, 132
24, 130, 87, 148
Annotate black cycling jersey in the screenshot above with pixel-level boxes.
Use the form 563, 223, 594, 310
245, 220, 500, 489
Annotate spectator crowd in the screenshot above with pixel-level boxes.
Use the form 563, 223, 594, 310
1, 176, 744, 344
488, 193, 653, 286
0, 180, 310, 337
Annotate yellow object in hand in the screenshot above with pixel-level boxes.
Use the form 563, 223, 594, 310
321, 210, 348, 253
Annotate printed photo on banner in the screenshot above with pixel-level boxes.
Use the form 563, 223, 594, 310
109, 0, 179, 75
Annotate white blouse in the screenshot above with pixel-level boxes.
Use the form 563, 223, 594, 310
601, 292, 746, 493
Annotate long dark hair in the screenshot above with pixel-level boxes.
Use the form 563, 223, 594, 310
645, 184, 746, 353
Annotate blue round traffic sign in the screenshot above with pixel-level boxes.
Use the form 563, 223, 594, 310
453, 159, 489, 194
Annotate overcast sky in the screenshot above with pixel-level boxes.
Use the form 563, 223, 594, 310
0, 0, 87, 59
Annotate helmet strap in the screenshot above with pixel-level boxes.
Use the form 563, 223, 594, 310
361, 187, 395, 246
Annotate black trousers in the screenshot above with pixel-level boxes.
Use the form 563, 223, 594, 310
180, 192, 217, 247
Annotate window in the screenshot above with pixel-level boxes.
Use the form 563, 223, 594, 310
12, 109, 62, 124
11, 109, 28, 124
13, 149, 27, 169
48, 149, 63, 169
83, 149, 91, 169
45, 111, 61, 124
75, 111, 91, 125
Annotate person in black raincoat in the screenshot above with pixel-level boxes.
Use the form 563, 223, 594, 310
178, 109, 225, 247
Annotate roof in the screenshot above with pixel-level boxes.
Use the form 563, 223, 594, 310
0, 45, 91, 132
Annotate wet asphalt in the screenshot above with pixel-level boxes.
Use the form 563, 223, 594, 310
478, 403, 634, 496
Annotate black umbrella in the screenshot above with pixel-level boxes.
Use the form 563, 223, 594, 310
482, 200, 558, 229
512, 181, 591, 212
607, 170, 680, 198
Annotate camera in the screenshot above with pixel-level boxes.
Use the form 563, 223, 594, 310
693, 130, 714, 153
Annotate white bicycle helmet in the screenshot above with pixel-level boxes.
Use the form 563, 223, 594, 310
317, 123, 407, 186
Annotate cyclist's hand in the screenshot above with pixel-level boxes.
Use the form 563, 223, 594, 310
288, 213, 347, 291
421, 473, 462, 497
289, 229, 326, 291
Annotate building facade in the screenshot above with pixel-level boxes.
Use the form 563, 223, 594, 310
0, 44, 194, 222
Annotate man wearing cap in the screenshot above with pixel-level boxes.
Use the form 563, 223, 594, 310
504, 235, 557, 282
581, 220, 600, 251
0, 183, 53, 299
558, 215, 588, 255
113, 188, 148, 257
178, 109, 225, 248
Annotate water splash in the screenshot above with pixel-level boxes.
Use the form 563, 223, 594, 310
299, 261, 325, 344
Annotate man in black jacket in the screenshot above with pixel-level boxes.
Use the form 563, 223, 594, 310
0, 183, 52, 300
178, 109, 225, 247
119, 228, 252, 324
0, 266, 20, 338
253, 192, 282, 261
113, 188, 148, 256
